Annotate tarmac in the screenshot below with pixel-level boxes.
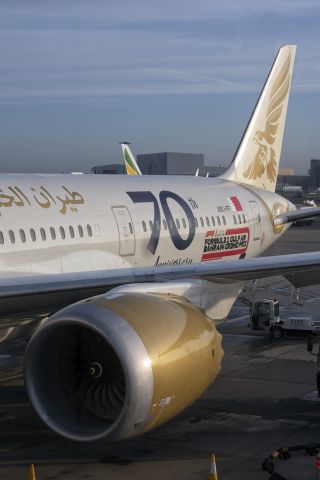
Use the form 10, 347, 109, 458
1, 223, 320, 479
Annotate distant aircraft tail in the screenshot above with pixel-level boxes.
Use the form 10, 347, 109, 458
120, 143, 142, 175
220, 45, 296, 192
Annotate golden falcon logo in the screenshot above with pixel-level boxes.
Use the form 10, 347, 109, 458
243, 53, 291, 183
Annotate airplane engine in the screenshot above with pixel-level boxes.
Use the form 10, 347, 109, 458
24, 290, 223, 442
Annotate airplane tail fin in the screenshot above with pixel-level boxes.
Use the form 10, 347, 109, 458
220, 45, 296, 192
120, 142, 142, 175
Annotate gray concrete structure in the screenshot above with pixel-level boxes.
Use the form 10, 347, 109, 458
92, 164, 125, 174
277, 174, 311, 191
137, 152, 204, 175
310, 159, 320, 188
91, 153, 228, 177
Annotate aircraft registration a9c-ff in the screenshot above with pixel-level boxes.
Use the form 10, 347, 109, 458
1, 44, 320, 443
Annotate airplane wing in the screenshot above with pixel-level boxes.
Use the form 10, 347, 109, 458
1, 251, 320, 317
274, 207, 320, 226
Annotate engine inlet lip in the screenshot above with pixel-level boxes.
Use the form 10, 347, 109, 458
24, 316, 128, 441
24, 301, 154, 442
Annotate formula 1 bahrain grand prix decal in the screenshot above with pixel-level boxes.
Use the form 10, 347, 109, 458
201, 227, 250, 262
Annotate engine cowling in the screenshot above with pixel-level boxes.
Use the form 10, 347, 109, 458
24, 290, 223, 442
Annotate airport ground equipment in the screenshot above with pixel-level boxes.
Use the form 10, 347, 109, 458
250, 299, 281, 338
250, 299, 320, 338
317, 453, 320, 479
307, 335, 320, 397
262, 443, 320, 479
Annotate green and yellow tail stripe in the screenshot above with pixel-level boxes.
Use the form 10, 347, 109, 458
121, 143, 142, 176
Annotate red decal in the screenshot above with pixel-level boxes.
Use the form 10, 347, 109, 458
202, 248, 247, 261
225, 227, 249, 235
201, 227, 250, 262
229, 196, 243, 212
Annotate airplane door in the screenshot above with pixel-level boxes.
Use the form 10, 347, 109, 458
112, 206, 135, 256
249, 200, 261, 241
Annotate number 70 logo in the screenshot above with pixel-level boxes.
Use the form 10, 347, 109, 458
127, 190, 196, 254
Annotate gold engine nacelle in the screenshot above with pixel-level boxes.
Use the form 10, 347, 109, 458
24, 290, 223, 442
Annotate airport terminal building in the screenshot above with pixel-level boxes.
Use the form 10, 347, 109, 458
92, 151, 228, 177
310, 159, 320, 188
136, 152, 204, 175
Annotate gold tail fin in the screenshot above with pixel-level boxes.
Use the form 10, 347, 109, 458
221, 45, 296, 192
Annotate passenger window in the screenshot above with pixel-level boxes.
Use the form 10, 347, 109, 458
149, 220, 153, 231
69, 226, 75, 238
176, 219, 180, 229
19, 229, 26, 243
222, 216, 226, 226
182, 218, 186, 229
40, 228, 46, 241
129, 222, 133, 234
242, 214, 246, 223
9, 230, 15, 244
60, 226, 66, 239
194, 217, 198, 228
233, 214, 237, 224
0, 231, 4, 244
163, 219, 168, 230
142, 221, 147, 232
206, 216, 210, 227
238, 214, 242, 224
94, 223, 100, 236
78, 225, 84, 237
217, 216, 221, 226
211, 216, 215, 226
200, 217, 204, 228
30, 228, 36, 242
87, 224, 93, 237
50, 227, 56, 240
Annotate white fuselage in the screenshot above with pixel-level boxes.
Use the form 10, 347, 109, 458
0, 174, 292, 276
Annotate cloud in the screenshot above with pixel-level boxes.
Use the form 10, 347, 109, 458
1, 0, 320, 24
0, 1, 320, 103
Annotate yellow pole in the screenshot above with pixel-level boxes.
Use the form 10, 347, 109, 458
208, 453, 218, 480
29, 464, 36, 480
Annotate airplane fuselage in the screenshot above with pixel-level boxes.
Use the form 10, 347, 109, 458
0, 173, 292, 276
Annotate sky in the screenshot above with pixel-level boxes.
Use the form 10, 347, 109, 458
0, 0, 320, 174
